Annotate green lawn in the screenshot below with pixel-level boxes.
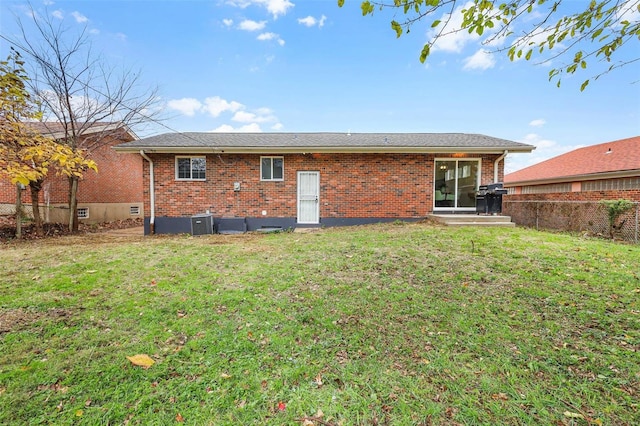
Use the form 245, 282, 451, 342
0, 223, 638, 425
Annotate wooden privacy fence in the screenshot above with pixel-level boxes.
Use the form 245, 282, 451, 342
504, 200, 639, 243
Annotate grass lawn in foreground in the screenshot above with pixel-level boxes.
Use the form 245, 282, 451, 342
0, 223, 638, 425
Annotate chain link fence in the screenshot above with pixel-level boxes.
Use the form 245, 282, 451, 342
0, 204, 33, 219
504, 200, 639, 243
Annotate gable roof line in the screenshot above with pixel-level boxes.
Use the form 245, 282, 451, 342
505, 169, 640, 187
26, 122, 139, 141
505, 135, 640, 184
113, 132, 535, 154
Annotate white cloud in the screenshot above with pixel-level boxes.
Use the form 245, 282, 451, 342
232, 107, 276, 123
38, 90, 107, 121
52, 10, 64, 20
505, 133, 584, 173
298, 15, 327, 28
510, 25, 561, 63
212, 123, 262, 132
166, 96, 279, 130
529, 119, 546, 127
428, 2, 478, 53
238, 19, 267, 31
616, 1, 640, 24
71, 11, 88, 23
271, 122, 284, 130
462, 49, 495, 70
226, 0, 294, 19
167, 98, 203, 116
257, 32, 285, 45
257, 32, 275, 40
261, 0, 294, 18
89, 28, 100, 35
115, 33, 127, 42
223, 18, 233, 27
203, 96, 244, 117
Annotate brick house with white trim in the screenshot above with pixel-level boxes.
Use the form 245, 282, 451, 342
114, 132, 533, 234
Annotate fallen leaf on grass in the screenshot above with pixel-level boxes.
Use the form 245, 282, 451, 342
563, 411, 584, 419
492, 393, 509, 401
277, 401, 286, 411
176, 413, 184, 422
75, 409, 83, 417
126, 354, 155, 369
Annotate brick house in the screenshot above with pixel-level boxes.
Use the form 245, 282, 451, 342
504, 135, 640, 202
0, 122, 144, 224
503, 136, 640, 241
114, 132, 533, 234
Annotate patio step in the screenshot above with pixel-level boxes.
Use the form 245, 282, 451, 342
427, 214, 515, 227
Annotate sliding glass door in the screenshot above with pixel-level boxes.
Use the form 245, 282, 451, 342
434, 159, 480, 210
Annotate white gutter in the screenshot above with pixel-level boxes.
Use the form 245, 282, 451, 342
494, 150, 508, 183
139, 150, 155, 235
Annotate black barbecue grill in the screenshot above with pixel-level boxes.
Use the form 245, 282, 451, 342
476, 182, 508, 214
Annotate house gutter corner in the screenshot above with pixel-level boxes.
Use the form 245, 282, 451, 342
139, 150, 155, 235
494, 150, 508, 183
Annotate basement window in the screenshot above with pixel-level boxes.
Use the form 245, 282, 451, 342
176, 156, 206, 181
130, 206, 140, 216
77, 207, 89, 219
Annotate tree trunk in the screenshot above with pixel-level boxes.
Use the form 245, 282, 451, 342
30, 180, 44, 237
68, 176, 79, 232
15, 184, 23, 239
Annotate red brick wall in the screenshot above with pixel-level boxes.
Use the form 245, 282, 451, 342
0, 128, 142, 205
143, 153, 502, 218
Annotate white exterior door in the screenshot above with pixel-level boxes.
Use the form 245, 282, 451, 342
297, 171, 320, 224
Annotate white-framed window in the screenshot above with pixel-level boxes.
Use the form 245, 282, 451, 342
261, 156, 284, 181
77, 207, 89, 219
130, 206, 140, 216
176, 156, 206, 181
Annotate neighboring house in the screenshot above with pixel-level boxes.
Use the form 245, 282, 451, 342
0, 122, 144, 224
503, 136, 640, 242
114, 132, 533, 234
504, 135, 640, 201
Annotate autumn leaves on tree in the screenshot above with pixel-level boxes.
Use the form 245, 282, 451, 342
0, 49, 96, 238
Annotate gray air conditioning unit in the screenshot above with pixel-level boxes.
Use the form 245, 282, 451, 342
191, 214, 213, 235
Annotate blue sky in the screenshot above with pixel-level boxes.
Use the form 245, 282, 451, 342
1, 0, 639, 173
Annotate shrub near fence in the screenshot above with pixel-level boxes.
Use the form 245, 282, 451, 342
504, 200, 639, 243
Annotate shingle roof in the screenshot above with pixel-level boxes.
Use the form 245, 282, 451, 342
113, 132, 534, 154
505, 136, 640, 184
25, 122, 136, 140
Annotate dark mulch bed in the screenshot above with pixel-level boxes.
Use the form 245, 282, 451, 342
0, 217, 144, 242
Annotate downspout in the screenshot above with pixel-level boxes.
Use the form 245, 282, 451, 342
139, 150, 155, 235
494, 150, 508, 183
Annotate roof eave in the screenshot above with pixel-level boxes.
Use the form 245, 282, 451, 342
504, 169, 640, 186
113, 145, 534, 154
43, 122, 138, 140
